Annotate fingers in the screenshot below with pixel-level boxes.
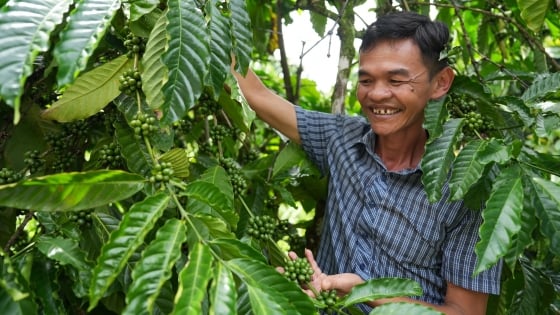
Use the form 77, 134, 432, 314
321, 273, 365, 295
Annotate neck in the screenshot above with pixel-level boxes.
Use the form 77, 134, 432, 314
375, 129, 427, 171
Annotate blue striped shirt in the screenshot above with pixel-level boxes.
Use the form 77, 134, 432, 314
295, 107, 501, 311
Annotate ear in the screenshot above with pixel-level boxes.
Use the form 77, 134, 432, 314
430, 67, 455, 100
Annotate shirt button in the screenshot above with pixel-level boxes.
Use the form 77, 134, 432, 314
359, 263, 366, 270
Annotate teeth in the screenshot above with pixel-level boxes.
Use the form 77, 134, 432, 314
372, 108, 399, 115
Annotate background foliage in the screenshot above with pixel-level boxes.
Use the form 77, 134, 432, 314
0, 0, 559, 314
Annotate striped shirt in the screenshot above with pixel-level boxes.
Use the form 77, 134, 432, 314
295, 107, 501, 311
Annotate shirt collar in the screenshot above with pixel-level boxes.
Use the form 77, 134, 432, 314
357, 129, 422, 175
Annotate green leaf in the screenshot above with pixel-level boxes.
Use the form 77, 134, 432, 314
89, 193, 170, 310
185, 166, 235, 216
521, 72, 560, 103
517, 0, 552, 32
30, 258, 64, 315
369, 302, 443, 315
421, 118, 464, 203
115, 120, 153, 176
226, 258, 316, 315
0, 286, 37, 315
205, 0, 234, 95
54, 0, 121, 87
272, 142, 308, 178
475, 165, 524, 274
478, 138, 516, 165
35, 236, 89, 270
123, 219, 187, 315
230, 0, 253, 75
0, 0, 73, 123
141, 11, 168, 110
129, 0, 160, 21
209, 262, 237, 315
171, 242, 214, 315
159, 148, 190, 178
449, 140, 487, 201
341, 278, 422, 307
531, 177, 560, 255
0, 170, 144, 212
209, 238, 267, 263
42, 56, 132, 122
505, 175, 538, 269
161, 0, 209, 124
423, 97, 447, 143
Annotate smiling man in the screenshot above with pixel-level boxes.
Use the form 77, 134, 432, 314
231, 11, 501, 314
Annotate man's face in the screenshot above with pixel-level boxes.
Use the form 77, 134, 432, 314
356, 38, 442, 138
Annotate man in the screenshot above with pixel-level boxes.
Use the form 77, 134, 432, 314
231, 11, 501, 314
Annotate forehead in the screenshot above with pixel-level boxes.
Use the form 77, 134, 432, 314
358, 39, 427, 75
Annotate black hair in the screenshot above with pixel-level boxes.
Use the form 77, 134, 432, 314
359, 11, 450, 78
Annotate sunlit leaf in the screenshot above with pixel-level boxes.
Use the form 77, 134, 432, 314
161, 0, 209, 124
517, 0, 552, 32
0, 0, 72, 123
159, 148, 190, 178
54, 0, 121, 87
42, 56, 132, 122
0, 170, 144, 212
142, 11, 168, 110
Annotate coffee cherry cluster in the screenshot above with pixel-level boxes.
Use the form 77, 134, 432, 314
124, 31, 145, 58
209, 124, 231, 142
0, 168, 22, 184
149, 162, 174, 184
119, 69, 142, 96
219, 157, 247, 195
315, 289, 339, 310
196, 92, 221, 117
70, 210, 93, 227
464, 111, 483, 131
24, 150, 44, 174
238, 147, 260, 165
99, 142, 122, 169
130, 111, 158, 139
283, 257, 314, 284
247, 215, 277, 241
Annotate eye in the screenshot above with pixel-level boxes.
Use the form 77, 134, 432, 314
358, 78, 372, 86
389, 79, 406, 85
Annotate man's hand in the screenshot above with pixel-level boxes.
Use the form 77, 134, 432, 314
285, 249, 364, 298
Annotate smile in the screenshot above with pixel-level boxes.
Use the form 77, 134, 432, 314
372, 108, 400, 115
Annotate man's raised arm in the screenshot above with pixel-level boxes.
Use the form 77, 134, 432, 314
231, 65, 301, 144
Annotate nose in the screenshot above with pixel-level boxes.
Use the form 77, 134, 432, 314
366, 82, 392, 101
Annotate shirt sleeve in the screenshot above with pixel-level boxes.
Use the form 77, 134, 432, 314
442, 207, 502, 295
295, 107, 341, 175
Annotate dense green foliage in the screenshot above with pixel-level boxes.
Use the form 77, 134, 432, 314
0, 0, 558, 314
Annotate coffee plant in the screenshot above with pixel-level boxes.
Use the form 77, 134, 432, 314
0, 0, 558, 314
